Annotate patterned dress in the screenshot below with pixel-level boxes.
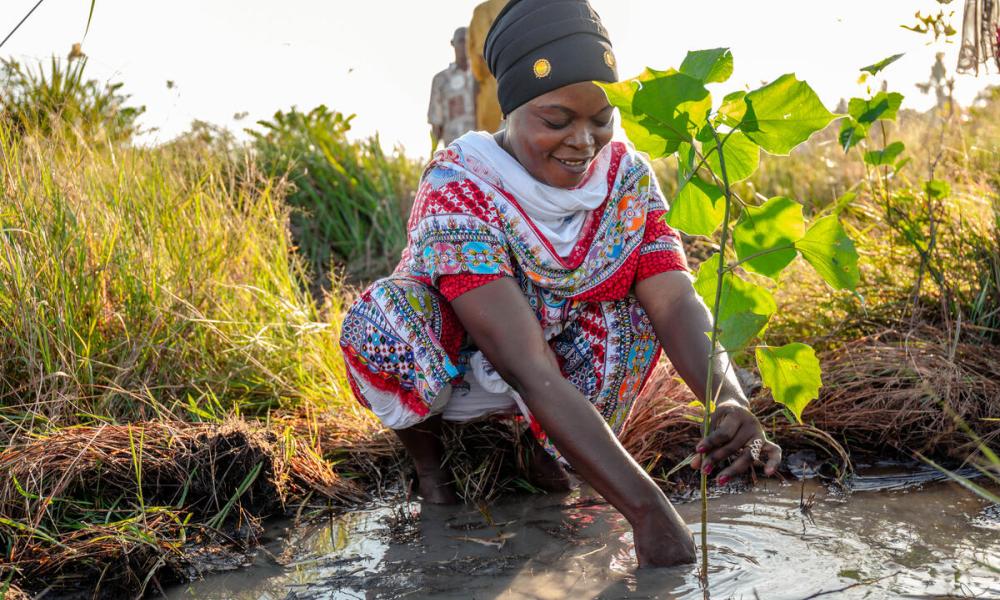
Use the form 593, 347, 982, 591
340, 139, 688, 447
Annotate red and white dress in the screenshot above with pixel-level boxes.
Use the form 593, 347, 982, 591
340, 132, 687, 451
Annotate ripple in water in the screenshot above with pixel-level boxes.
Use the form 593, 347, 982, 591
167, 478, 1000, 600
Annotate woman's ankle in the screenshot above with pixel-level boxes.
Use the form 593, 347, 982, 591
524, 434, 573, 492
414, 465, 459, 504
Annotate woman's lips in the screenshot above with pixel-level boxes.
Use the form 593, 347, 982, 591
553, 155, 593, 174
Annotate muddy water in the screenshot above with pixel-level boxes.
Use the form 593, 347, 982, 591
167, 468, 1000, 600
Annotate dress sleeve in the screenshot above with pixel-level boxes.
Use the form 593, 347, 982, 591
636, 169, 688, 282
408, 165, 515, 291
438, 273, 505, 301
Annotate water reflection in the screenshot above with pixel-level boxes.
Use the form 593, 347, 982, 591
167, 476, 1000, 600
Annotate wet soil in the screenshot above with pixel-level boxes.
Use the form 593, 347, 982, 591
166, 466, 1000, 600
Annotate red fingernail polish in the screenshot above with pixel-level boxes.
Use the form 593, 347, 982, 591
718, 475, 730, 485
696, 445, 707, 453
702, 463, 713, 475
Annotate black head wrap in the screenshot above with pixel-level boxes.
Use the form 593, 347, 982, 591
484, 0, 618, 116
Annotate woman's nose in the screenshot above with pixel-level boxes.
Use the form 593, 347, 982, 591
566, 126, 595, 150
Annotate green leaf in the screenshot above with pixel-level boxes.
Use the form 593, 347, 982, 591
632, 70, 713, 155
848, 92, 904, 125
741, 74, 837, 155
598, 69, 672, 158
599, 68, 712, 158
716, 90, 747, 128
667, 177, 725, 237
838, 118, 868, 151
925, 179, 951, 199
860, 53, 904, 75
85, 0, 97, 39
755, 343, 822, 423
694, 254, 777, 351
704, 130, 760, 183
795, 215, 860, 290
733, 196, 804, 278
680, 48, 734, 84
718, 312, 771, 354
863, 141, 905, 166
827, 191, 858, 217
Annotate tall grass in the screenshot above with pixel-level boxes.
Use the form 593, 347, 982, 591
0, 119, 355, 435
249, 106, 420, 285
0, 60, 376, 594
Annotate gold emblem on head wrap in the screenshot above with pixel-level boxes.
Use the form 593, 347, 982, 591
604, 50, 616, 68
533, 58, 551, 78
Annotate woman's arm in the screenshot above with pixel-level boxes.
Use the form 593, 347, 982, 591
635, 271, 782, 482
450, 277, 696, 567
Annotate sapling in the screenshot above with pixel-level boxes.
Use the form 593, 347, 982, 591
600, 48, 860, 592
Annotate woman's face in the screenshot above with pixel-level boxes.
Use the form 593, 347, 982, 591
502, 81, 614, 189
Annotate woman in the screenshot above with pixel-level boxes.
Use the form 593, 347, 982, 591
340, 0, 781, 567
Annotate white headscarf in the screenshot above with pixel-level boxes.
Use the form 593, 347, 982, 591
453, 131, 613, 257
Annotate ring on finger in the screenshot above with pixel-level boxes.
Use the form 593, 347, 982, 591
747, 438, 764, 462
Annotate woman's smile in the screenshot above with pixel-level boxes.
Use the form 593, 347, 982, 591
552, 154, 593, 175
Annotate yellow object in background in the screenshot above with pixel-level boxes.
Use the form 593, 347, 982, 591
467, 0, 509, 133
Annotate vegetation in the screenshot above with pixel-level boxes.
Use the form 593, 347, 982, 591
602, 47, 857, 588
0, 49, 996, 597
0, 115, 350, 423
0, 58, 376, 596
249, 106, 419, 287
0, 56, 142, 142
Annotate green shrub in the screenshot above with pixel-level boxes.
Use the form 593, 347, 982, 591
0, 57, 143, 142
249, 106, 420, 284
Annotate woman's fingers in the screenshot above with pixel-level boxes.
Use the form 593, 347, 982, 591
692, 414, 735, 474
705, 425, 755, 466
716, 448, 752, 483
761, 440, 782, 476
696, 413, 738, 454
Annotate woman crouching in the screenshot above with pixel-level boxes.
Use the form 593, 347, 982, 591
340, 0, 781, 567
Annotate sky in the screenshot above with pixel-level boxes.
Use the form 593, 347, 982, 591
2, 0, 998, 158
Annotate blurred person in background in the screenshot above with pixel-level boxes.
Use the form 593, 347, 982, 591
428, 27, 476, 149
467, 0, 509, 133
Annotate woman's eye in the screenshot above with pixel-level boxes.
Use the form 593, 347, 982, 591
542, 119, 570, 129
593, 119, 612, 128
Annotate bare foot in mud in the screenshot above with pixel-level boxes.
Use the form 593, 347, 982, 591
416, 468, 459, 504
525, 436, 574, 492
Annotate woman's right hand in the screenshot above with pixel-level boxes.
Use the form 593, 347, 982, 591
632, 502, 697, 567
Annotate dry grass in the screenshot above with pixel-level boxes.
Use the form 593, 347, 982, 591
805, 326, 1000, 458
620, 321, 1000, 482
0, 419, 362, 597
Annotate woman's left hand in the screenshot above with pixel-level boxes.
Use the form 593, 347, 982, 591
690, 399, 782, 484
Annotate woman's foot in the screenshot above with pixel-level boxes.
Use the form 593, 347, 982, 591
393, 416, 459, 504
416, 467, 459, 504
525, 435, 574, 492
